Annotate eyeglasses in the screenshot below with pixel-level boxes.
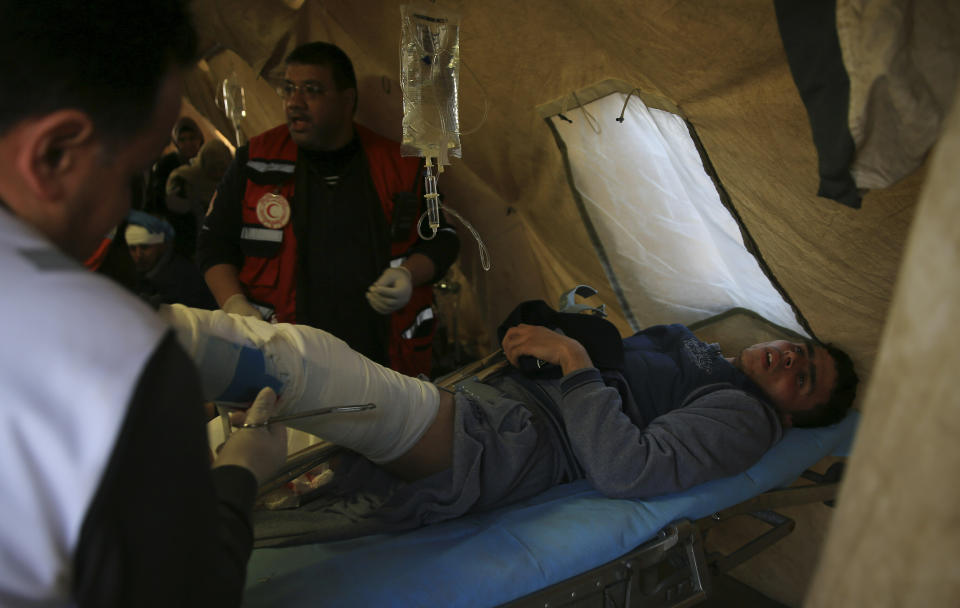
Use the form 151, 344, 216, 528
276, 81, 326, 100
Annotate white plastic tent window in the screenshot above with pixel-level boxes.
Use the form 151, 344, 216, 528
554, 92, 805, 335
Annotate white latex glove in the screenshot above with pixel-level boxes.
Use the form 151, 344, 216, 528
222, 293, 261, 318
366, 266, 413, 314
214, 387, 288, 485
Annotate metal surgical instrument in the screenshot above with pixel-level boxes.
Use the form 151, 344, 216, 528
237, 403, 377, 429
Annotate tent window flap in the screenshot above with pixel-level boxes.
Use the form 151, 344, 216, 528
550, 92, 805, 336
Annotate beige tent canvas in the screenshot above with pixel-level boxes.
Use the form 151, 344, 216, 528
176, 1, 960, 605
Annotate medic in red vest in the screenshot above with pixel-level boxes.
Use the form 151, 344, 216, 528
197, 42, 459, 377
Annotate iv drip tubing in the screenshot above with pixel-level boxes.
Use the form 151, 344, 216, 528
417, 206, 491, 272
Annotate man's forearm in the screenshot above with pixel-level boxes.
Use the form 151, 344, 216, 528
401, 253, 436, 287
204, 263, 245, 308
558, 341, 593, 375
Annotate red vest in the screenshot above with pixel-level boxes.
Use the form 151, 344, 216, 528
239, 124, 435, 376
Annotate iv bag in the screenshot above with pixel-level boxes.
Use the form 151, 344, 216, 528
399, 3, 461, 164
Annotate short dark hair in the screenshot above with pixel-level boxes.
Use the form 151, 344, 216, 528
0, 2, 197, 142
790, 342, 859, 428
172, 116, 202, 141
285, 41, 358, 112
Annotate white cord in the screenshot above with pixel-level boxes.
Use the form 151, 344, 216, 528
417, 205, 491, 271
443, 206, 491, 271
571, 90, 601, 134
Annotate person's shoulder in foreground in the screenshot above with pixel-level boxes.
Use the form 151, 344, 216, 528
0, 2, 286, 606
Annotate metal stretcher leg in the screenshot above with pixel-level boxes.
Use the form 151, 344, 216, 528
695, 474, 843, 581
501, 520, 710, 608
499, 471, 844, 608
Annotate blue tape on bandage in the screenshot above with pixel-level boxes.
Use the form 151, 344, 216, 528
216, 345, 283, 404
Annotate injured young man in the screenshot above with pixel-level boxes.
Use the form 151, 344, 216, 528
159, 303, 857, 541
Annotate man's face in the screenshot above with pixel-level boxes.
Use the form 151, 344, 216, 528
732, 339, 837, 416
128, 242, 166, 273
174, 129, 202, 159
68, 72, 183, 260
282, 63, 354, 151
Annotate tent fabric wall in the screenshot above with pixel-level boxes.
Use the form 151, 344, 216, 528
551, 92, 806, 334
805, 80, 960, 607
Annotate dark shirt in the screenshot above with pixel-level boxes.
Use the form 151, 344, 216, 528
73, 333, 256, 607
146, 152, 197, 259
145, 152, 185, 215
296, 139, 393, 363
136, 249, 218, 310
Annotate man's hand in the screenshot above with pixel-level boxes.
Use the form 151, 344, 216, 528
222, 293, 261, 318
213, 387, 287, 485
501, 324, 593, 375
366, 266, 413, 314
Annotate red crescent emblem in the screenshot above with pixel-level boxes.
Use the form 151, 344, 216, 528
256, 193, 290, 229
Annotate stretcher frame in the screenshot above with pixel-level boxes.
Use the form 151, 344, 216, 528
502, 466, 843, 607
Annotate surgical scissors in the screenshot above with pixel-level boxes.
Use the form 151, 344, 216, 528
237, 403, 377, 428
214, 403, 377, 439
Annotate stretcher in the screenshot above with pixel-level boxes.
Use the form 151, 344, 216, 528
243, 411, 855, 607
241, 309, 857, 607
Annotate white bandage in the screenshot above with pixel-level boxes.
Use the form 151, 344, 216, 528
125, 224, 165, 246
159, 304, 440, 463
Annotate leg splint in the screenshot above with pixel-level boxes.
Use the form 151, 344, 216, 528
159, 304, 439, 463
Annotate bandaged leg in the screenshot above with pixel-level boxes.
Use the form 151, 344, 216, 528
158, 304, 439, 464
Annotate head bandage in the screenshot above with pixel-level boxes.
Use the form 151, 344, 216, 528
125, 224, 166, 246
125, 210, 174, 245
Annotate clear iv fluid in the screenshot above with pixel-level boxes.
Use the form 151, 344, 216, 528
400, 5, 461, 162
400, 4, 490, 270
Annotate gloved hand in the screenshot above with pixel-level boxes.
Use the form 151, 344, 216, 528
222, 293, 261, 318
213, 387, 288, 485
366, 266, 413, 314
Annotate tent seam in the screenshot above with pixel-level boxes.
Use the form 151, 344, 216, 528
682, 119, 817, 340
